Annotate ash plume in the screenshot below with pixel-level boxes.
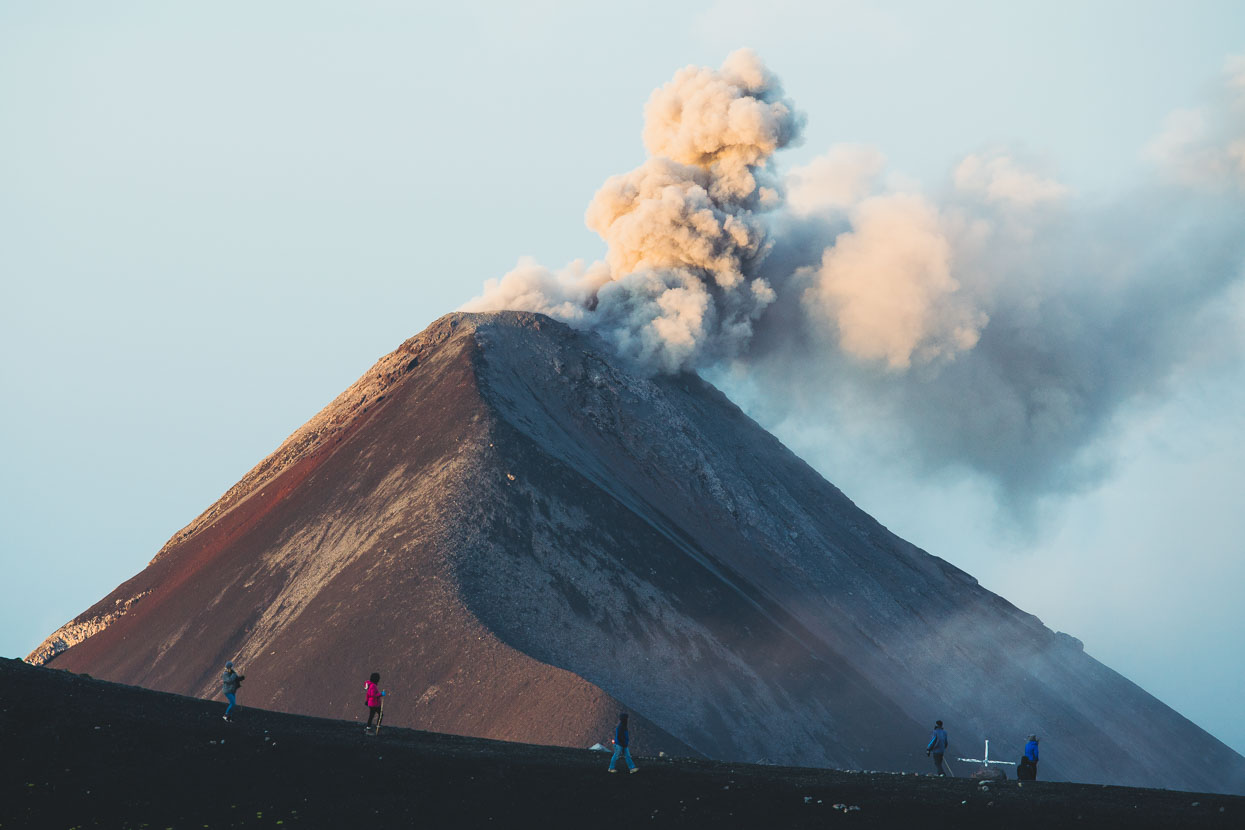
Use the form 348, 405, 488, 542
466, 52, 1245, 506
465, 49, 804, 372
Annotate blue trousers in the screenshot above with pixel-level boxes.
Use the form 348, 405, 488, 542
224, 692, 237, 716
609, 745, 636, 771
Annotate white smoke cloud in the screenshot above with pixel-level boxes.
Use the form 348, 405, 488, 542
1143, 55, 1245, 190
785, 145, 887, 215
643, 48, 801, 205
801, 193, 986, 370
1229, 54, 1245, 93
584, 158, 765, 287
748, 169, 1244, 506
466, 50, 1245, 507
1145, 108, 1229, 187
466, 49, 803, 371
462, 257, 611, 324
954, 153, 1069, 207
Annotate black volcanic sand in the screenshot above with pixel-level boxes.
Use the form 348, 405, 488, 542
2, 659, 1239, 829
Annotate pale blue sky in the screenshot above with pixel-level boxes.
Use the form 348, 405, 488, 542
3, 1, 1243, 755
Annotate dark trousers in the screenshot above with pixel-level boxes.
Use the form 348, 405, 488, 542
366, 705, 381, 727
932, 752, 946, 775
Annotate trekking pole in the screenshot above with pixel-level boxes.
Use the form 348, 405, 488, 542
375, 695, 385, 735
943, 757, 957, 777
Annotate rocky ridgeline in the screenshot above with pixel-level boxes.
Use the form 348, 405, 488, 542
26, 590, 151, 666
146, 315, 472, 567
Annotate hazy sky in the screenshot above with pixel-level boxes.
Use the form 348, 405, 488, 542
2, 1, 1243, 756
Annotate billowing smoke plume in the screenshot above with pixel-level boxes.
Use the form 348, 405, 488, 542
799, 192, 987, 370
466, 52, 1245, 507
464, 49, 804, 372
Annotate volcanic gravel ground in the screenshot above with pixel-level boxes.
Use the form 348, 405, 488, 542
1, 658, 1240, 829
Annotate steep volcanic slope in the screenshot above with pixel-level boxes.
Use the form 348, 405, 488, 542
31, 311, 1245, 794
31, 314, 688, 756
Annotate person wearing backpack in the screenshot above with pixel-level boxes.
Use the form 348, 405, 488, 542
607, 713, 638, 774
221, 661, 244, 722
926, 720, 950, 776
363, 672, 387, 734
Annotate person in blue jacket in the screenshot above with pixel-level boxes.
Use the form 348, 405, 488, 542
926, 720, 950, 776
608, 713, 638, 774
1022, 734, 1040, 779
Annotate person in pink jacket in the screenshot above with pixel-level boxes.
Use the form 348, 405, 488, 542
363, 672, 386, 733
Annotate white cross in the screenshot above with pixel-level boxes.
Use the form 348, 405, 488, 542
957, 739, 1017, 768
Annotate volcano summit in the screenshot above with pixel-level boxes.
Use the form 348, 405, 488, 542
30, 311, 1245, 794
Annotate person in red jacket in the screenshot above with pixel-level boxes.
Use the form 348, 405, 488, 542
363, 672, 386, 734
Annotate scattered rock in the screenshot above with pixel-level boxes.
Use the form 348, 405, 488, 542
971, 766, 1006, 782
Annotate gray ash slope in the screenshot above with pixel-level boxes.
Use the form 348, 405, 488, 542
34, 311, 1245, 794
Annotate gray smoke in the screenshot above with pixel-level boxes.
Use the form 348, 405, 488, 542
465, 52, 1245, 506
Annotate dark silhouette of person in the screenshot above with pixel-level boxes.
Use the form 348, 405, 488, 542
1019, 734, 1040, 780
926, 720, 950, 776
608, 713, 638, 773
221, 661, 244, 722
363, 672, 387, 733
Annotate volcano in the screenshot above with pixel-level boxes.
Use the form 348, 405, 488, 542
29, 311, 1245, 794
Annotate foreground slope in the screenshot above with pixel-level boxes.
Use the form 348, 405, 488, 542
3, 659, 1242, 829
31, 311, 1245, 793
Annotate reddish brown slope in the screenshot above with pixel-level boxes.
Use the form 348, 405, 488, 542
36, 314, 688, 755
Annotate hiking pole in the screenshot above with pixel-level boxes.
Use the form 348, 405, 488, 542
943, 757, 957, 777
375, 695, 385, 735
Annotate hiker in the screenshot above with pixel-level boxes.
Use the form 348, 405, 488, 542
1019, 734, 1040, 780
926, 720, 950, 776
363, 672, 387, 734
607, 713, 638, 774
221, 661, 244, 722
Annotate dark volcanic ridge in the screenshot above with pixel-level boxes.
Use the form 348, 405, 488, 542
28, 311, 1245, 795
4, 658, 1242, 829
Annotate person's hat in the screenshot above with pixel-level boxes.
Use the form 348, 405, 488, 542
225, 661, 233, 668
935, 720, 943, 727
